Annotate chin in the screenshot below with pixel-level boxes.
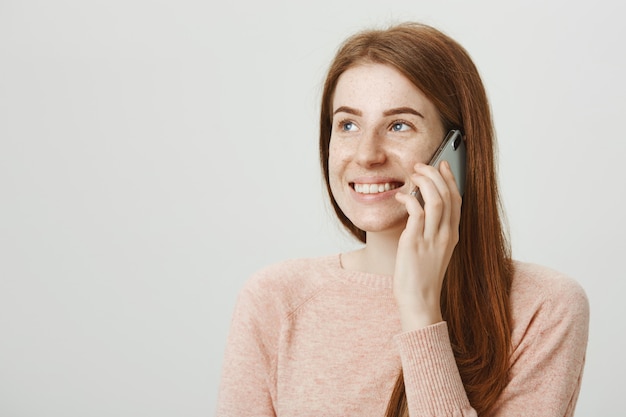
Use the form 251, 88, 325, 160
350, 213, 408, 235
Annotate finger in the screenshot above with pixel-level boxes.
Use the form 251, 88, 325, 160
395, 191, 425, 239
438, 160, 463, 236
439, 160, 461, 201
410, 164, 446, 239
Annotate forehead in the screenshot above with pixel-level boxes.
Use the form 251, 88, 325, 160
332, 63, 437, 115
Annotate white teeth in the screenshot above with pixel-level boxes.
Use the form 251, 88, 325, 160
354, 182, 400, 194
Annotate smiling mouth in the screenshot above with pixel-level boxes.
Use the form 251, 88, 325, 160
350, 182, 403, 194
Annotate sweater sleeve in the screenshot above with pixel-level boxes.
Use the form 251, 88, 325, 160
395, 272, 589, 417
215, 278, 279, 417
396, 323, 477, 417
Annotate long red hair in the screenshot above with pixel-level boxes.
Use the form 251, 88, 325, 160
318, 23, 513, 415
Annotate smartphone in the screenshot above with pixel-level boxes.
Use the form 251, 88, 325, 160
411, 129, 466, 205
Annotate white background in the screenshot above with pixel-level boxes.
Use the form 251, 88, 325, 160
1, 0, 624, 415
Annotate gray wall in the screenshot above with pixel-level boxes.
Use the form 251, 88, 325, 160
1, 0, 623, 415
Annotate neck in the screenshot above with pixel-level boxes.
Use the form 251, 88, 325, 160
350, 226, 403, 276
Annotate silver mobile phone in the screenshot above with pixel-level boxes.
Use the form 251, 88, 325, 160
411, 129, 466, 205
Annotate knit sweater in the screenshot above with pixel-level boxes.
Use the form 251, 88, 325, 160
216, 255, 589, 416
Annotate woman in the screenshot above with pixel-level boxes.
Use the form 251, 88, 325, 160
216, 22, 589, 416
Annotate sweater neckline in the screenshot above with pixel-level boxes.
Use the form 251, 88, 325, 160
328, 253, 394, 290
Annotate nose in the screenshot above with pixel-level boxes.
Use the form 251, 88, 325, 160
355, 129, 386, 167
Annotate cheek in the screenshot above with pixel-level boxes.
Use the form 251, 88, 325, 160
328, 154, 341, 192
327, 141, 348, 196
392, 140, 438, 167
327, 140, 343, 174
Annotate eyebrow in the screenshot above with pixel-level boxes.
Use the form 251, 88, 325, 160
332, 106, 424, 119
333, 106, 362, 116
383, 107, 424, 119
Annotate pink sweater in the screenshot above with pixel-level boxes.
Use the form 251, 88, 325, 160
216, 255, 589, 416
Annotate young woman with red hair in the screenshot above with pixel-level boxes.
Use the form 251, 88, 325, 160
217, 22, 589, 416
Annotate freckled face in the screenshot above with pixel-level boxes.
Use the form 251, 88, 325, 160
328, 63, 446, 234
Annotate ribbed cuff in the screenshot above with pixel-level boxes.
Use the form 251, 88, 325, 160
394, 322, 472, 416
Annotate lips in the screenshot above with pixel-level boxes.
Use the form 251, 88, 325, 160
350, 181, 403, 194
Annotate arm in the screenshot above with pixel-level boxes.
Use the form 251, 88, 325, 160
395, 277, 588, 417
394, 163, 589, 415
216, 281, 278, 417
394, 161, 476, 415
396, 323, 477, 417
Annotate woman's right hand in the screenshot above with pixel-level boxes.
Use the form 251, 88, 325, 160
393, 161, 462, 331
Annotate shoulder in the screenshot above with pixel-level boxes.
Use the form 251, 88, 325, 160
237, 255, 342, 319
510, 261, 588, 310
245, 255, 341, 294
509, 261, 589, 344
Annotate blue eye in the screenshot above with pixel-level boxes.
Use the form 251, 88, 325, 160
391, 122, 410, 132
340, 121, 357, 132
